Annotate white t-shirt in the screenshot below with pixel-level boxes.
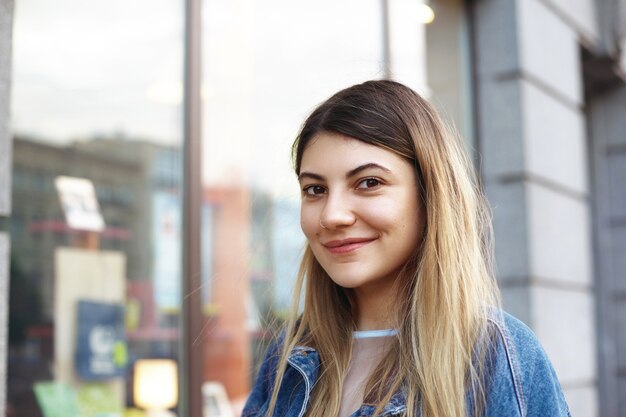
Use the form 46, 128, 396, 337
339, 329, 397, 417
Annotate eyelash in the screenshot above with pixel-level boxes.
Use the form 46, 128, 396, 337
302, 185, 326, 196
356, 177, 382, 189
301, 177, 383, 196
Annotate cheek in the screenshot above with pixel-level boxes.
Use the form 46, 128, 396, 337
378, 194, 423, 245
300, 206, 318, 238
362, 199, 405, 228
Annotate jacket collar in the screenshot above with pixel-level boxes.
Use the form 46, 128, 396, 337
287, 345, 410, 417
359, 389, 408, 416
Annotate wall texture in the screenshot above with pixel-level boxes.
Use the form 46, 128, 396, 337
472, 1, 598, 415
588, 85, 626, 417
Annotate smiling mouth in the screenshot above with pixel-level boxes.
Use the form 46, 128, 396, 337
322, 237, 377, 254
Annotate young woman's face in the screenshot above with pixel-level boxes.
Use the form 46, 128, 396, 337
299, 132, 424, 294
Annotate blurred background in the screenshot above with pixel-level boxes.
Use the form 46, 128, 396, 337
0, 0, 624, 416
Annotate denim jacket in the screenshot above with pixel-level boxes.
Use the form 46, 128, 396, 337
242, 312, 571, 417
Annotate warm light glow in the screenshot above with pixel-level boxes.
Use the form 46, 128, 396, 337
417, 3, 435, 24
134, 359, 178, 410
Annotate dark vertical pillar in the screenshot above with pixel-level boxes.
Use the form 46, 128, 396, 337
182, 0, 203, 415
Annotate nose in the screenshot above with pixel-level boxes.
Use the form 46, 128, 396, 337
319, 191, 356, 230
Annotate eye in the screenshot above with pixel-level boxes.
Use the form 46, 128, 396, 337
302, 185, 326, 196
356, 178, 382, 190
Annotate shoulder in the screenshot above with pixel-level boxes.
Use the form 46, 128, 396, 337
484, 310, 571, 417
487, 310, 548, 370
242, 336, 284, 417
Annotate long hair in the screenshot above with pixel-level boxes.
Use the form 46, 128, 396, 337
265, 80, 500, 417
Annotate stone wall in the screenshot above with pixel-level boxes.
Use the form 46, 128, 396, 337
588, 85, 626, 417
472, 1, 598, 415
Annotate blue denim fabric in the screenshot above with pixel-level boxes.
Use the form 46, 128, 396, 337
242, 312, 571, 417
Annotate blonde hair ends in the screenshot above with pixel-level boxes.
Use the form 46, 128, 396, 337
265, 80, 500, 417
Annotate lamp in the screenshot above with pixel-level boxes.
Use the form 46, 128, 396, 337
417, 1, 435, 24
134, 359, 178, 417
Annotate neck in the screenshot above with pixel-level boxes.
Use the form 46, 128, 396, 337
352, 280, 398, 331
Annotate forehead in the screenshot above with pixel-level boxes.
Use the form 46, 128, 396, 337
300, 132, 406, 172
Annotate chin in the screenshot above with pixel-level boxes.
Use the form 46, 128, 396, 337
324, 269, 372, 289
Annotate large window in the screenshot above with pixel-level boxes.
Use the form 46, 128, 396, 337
5, 0, 472, 416
197, 0, 471, 414
6, 1, 184, 416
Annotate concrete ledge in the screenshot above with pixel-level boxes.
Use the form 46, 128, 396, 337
499, 276, 592, 292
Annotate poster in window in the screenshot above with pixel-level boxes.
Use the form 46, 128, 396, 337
75, 300, 127, 380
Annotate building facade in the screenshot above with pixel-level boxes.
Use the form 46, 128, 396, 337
0, 1, 625, 416
471, 1, 626, 416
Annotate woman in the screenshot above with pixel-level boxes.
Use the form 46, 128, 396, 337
243, 80, 570, 417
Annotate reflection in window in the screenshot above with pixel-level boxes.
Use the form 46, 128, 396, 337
8, 1, 184, 416
199, 0, 439, 414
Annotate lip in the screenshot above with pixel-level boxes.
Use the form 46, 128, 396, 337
322, 237, 378, 254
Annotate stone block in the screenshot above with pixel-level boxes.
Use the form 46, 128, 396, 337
500, 285, 531, 324
608, 152, 626, 219
484, 181, 530, 282
612, 225, 626, 294
522, 80, 587, 194
530, 286, 596, 383
479, 79, 525, 179
474, 0, 519, 77
542, 0, 599, 43
527, 183, 592, 285
517, 0, 582, 105
562, 385, 598, 417
617, 301, 626, 370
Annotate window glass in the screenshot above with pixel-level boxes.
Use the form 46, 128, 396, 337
5, 1, 473, 416
425, 0, 475, 148
7, 1, 184, 416
197, 1, 458, 414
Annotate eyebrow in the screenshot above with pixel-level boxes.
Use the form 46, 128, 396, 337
298, 162, 392, 182
346, 162, 391, 178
